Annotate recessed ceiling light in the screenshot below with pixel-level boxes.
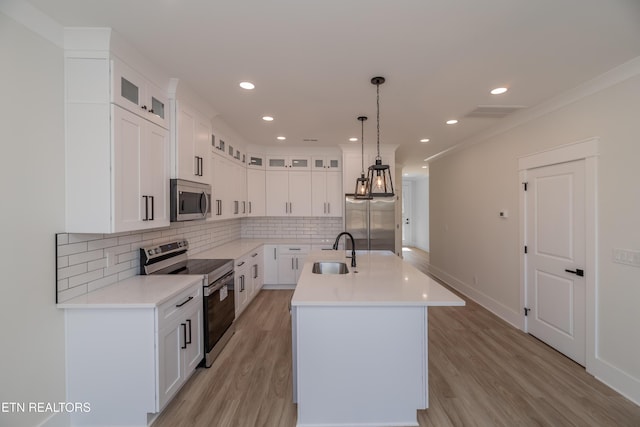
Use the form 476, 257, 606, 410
277, 136, 286, 140
446, 119, 459, 125
419, 138, 430, 143
262, 116, 274, 121
349, 137, 358, 142
490, 87, 508, 95
422, 166, 427, 169
403, 173, 409, 176
239, 81, 255, 90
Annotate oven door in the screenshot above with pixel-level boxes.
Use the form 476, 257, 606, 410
170, 179, 211, 221
203, 271, 235, 356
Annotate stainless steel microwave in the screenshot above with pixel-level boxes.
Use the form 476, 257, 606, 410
170, 179, 211, 222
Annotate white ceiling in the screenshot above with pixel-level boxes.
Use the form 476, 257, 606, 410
28, 0, 640, 176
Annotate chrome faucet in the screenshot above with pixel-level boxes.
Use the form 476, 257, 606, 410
333, 232, 356, 267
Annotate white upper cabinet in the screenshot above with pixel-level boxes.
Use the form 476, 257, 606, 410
247, 168, 266, 216
210, 151, 247, 219
312, 155, 341, 171
247, 153, 265, 170
63, 28, 171, 233
112, 58, 169, 129
266, 155, 311, 170
174, 102, 211, 184
266, 170, 312, 216
311, 171, 342, 217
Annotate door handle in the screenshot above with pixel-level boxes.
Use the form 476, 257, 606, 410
565, 268, 584, 277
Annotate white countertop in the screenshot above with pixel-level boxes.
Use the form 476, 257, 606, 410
291, 250, 465, 307
191, 238, 336, 260
57, 275, 204, 309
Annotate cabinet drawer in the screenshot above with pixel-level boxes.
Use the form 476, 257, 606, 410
158, 283, 202, 326
279, 244, 310, 255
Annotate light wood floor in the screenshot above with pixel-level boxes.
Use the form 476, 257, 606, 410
153, 248, 640, 427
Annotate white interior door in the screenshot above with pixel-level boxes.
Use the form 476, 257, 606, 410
402, 182, 413, 246
525, 160, 586, 365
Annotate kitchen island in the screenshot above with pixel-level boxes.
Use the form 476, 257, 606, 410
291, 250, 465, 427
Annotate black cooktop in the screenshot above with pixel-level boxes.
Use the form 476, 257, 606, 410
152, 258, 233, 282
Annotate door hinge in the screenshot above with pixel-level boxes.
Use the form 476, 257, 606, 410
523, 182, 528, 191
524, 245, 528, 254
524, 307, 530, 316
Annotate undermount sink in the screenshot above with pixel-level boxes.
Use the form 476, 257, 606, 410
312, 261, 349, 275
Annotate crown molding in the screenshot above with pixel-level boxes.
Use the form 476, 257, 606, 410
0, 0, 63, 47
425, 55, 640, 163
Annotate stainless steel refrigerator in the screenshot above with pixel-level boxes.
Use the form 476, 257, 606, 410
345, 195, 396, 253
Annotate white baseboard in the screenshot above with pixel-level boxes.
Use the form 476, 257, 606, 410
590, 355, 640, 406
427, 265, 523, 330
262, 284, 296, 290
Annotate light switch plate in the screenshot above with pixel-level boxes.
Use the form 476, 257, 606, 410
612, 248, 640, 267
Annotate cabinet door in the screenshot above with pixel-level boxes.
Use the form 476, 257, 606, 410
311, 172, 327, 216
247, 169, 266, 216
235, 261, 250, 317
266, 171, 289, 216
158, 320, 184, 410
278, 254, 297, 285
113, 106, 144, 231
183, 306, 203, 374
293, 254, 307, 283
195, 116, 211, 183
177, 104, 197, 181
289, 171, 312, 216
289, 156, 311, 170
325, 171, 343, 217
142, 123, 170, 226
247, 153, 265, 170
112, 59, 146, 114
263, 245, 279, 284
146, 81, 169, 129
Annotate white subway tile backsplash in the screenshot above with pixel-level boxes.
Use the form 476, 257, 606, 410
68, 249, 104, 266
87, 237, 118, 250
69, 233, 104, 243
55, 217, 335, 302
58, 263, 87, 280
68, 269, 103, 288
56, 218, 242, 302
58, 242, 88, 256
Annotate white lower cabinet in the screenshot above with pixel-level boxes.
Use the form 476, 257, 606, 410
263, 244, 279, 285
234, 247, 264, 317
157, 291, 203, 409
277, 245, 310, 285
64, 279, 203, 427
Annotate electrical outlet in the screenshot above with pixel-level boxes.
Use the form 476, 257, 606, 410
612, 249, 640, 267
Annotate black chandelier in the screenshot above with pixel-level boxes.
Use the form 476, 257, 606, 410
367, 76, 394, 197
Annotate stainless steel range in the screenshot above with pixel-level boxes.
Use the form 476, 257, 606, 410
140, 240, 235, 368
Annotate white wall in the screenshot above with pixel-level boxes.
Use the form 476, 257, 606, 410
412, 177, 429, 252
429, 64, 640, 404
0, 9, 67, 427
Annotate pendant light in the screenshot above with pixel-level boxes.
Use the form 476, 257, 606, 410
354, 116, 371, 198
367, 76, 395, 197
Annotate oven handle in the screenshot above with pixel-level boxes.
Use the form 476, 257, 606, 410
206, 271, 235, 294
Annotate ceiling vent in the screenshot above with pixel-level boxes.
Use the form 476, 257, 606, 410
464, 105, 527, 119
303, 138, 319, 142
